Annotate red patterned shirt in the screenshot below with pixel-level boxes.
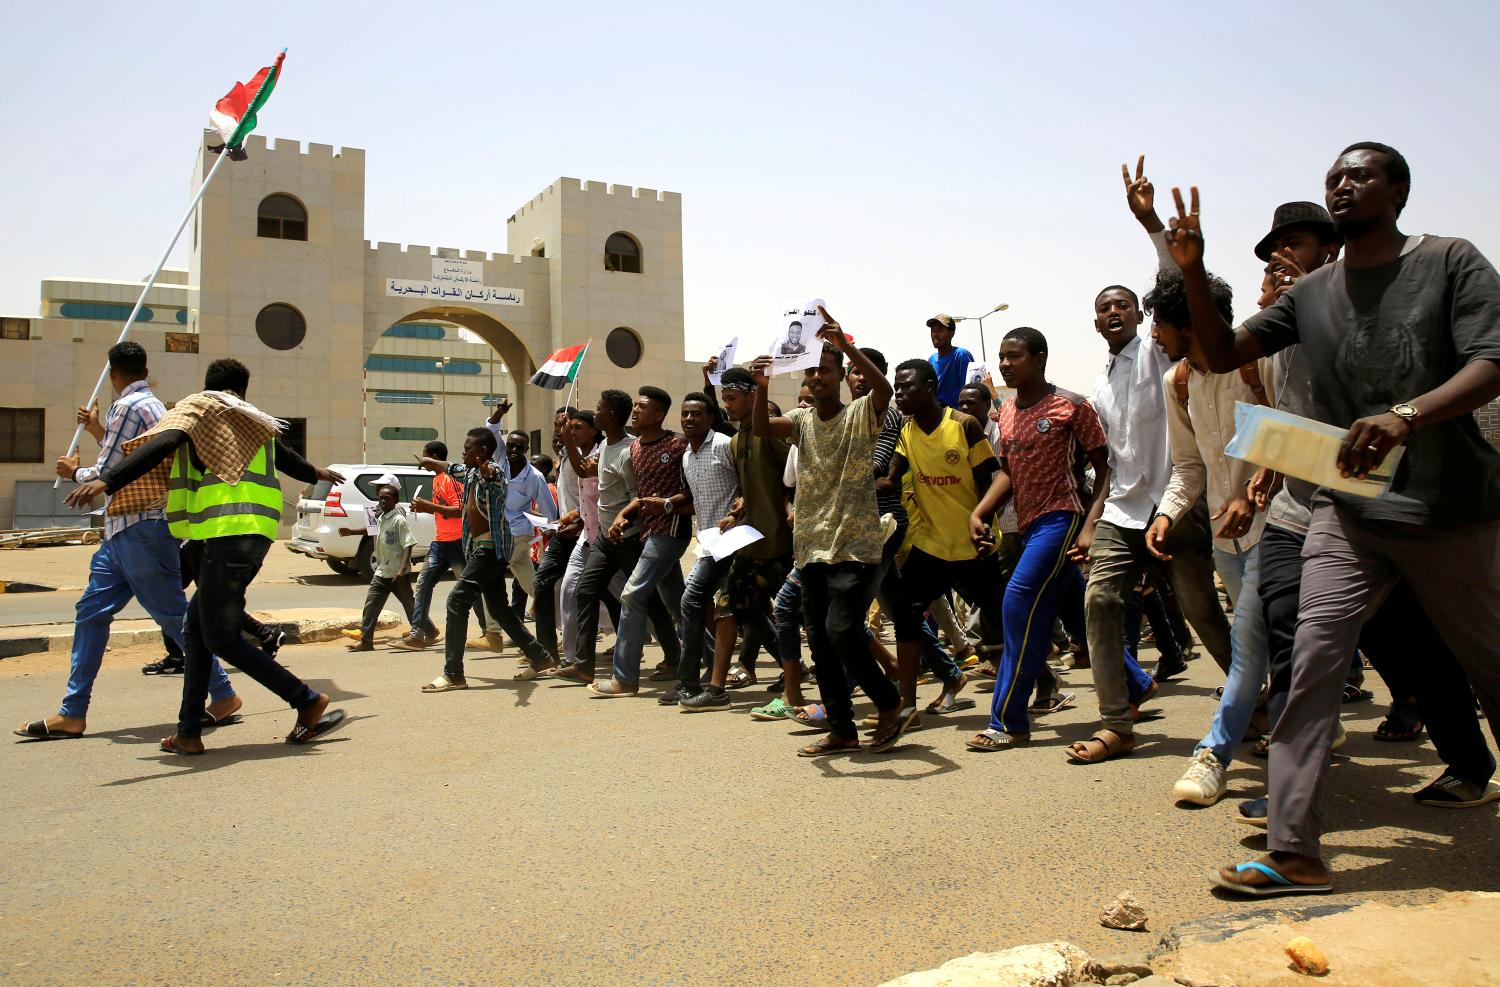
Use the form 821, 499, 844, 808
631, 431, 691, 539
999, 388, 1106, 534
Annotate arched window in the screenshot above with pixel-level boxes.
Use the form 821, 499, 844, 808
256, 303, 307, 350
257, 194, 308, 241
606, 327, 643, 368
604, 232, 642, 273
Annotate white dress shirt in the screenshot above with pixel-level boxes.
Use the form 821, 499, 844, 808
1090, 228, 1179, 530
1091, 335, 1174, 530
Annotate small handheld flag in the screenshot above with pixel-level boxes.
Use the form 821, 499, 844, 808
209, 51, 286, 159
530, 341, 591, 390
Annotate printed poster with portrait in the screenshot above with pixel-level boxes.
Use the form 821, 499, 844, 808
767, 298, 826, 377
706, 336, 738, 385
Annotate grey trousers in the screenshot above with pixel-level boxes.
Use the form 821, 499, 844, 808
1271, 502, 1500, 857
1084, 504, 1234, 733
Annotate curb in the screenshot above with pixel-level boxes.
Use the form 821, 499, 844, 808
0, 610, 404, 659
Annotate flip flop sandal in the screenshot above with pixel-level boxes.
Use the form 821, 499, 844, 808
549, 667, 594, 686
1342, 684, 1375, 704
867, 706, 920, 753
725, 667, 757, 689
159, 736, 203, 756
797, 736, 860, 757
1028, 692, 1076, 715
927, 695, 977, 715
1065, 729, 1136, 764
287, 709, 347, 745
421, 676, 469, 693
791, 704, 829, 731
1209, 860, 1332, 898
966, 728, 1030, 752
1375, 703, 1424, 742
1413, 774, 1500, 808
587, 681, 639, 698
142, 657, 185, 675
13, 719, 84, 741
199, 710, 243, 729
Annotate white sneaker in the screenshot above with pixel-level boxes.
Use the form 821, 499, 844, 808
1173, 748, 1227, 806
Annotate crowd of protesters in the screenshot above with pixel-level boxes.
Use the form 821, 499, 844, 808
20, 141, 1500, 900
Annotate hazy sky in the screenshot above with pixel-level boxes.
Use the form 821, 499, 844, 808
4, 1, 1498, 390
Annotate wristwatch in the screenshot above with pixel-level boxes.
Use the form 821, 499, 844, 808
1389, 403, 1419, 428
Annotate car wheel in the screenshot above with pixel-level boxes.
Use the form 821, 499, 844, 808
353, 537, 375, 582
326, 558, 355, 576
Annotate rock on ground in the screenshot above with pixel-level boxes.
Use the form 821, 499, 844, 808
879, 941, 1093, 987
1100, 892, 1149, 932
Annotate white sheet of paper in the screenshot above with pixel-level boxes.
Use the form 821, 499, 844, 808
707, 336, 738, 386
1223, 402, 1403, 499
767, 298, 826, 377
523, 511, 558, 532
695, 524, 765, 561
364, 505, 379, 536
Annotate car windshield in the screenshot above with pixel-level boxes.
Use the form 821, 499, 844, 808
353, 472, 426, 503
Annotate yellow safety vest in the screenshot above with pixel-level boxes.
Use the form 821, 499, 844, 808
166, 439, 282, 540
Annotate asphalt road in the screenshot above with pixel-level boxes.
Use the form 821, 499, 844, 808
3, 633, 1495, 985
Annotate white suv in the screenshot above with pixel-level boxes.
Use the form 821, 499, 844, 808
289, 464, 437, 580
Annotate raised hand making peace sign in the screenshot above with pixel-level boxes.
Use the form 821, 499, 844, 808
1165, 185, 1205, 269
1122, 155, 1155, 222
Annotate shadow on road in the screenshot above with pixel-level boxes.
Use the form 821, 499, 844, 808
97, 713, 373, 786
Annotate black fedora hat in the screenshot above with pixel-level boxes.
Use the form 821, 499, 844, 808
1255, 201, 1340, 262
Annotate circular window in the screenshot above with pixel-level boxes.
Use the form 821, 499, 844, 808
606, 327, 642, 368
255, 303, 306, 350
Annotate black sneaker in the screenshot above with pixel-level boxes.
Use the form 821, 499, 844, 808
142, 655, 185, 675
680, 686, 731, 713
261, 628, 286, 659
658, 683, 697, 707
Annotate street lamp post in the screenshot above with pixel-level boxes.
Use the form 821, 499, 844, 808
956, 302, 1010, 362
435, 356, 451, 441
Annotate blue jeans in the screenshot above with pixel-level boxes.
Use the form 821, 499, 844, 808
612, 534, 689, 684
774, 568, 803, 666
411, 539, 484, 636
677, 553, 733, 686
1198, 544, 1269, 765
62, 519, 232, 719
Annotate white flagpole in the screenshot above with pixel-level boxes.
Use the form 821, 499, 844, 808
56, 146, 233, 487
563, 339, 591, 411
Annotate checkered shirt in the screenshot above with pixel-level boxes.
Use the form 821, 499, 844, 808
682, 431, 738, 533
74, 380, 165, 539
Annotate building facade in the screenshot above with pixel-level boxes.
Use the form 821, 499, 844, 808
0, 132, 781, 528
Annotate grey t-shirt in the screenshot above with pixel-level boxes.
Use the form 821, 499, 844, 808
1264, 346, 1316, 534
1244, 235, 1500, 527
595, 437, 637, 538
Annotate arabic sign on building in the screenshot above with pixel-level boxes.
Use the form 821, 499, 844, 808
386, 278, 524, 307
432, 259, 485, 286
